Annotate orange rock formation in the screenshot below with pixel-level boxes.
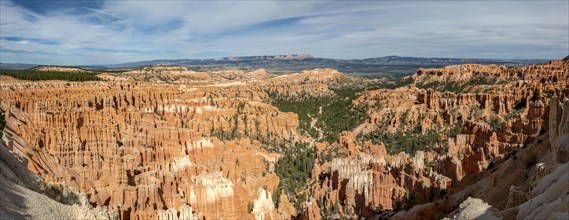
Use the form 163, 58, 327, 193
1, 57, 567, 219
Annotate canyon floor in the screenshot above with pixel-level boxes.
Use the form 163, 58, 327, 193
0, 57, 568, 220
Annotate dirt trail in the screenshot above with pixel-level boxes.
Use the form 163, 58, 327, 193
308, 106, 324, 141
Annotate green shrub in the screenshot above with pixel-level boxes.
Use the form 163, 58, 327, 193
416, 77, 495, 93
358, 121, 462, 156
488, 118, 501, 132
274, 142, 314, 211
448, 120, 463, 139
269, 88, 366, 143
0, 69, 102, 81
367, 77, 413, 90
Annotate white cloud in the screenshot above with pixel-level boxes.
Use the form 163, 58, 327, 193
0, 0, 567, 65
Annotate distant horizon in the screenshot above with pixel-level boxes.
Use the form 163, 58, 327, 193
1, 0, 568, 65
0, 54, 560, 67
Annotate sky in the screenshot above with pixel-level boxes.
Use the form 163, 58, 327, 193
0, 0, 568, 65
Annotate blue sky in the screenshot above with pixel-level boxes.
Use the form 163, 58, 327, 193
1, 0, 568, 65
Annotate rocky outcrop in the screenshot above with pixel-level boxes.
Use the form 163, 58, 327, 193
391, 83, 569, 219
0, 140, 117, 219
506, 186, 529, 208
412, 58, 569, 94
413, 64, 514, 88
300, 199, 321, 220
276, 189, 297, 219
309, 57, 568, 219
443, 197, 501, 220
263, 68, 344, 99
516, 163, 569, 220
156, 205, 198, 220
550, 97, 569, 164
251, 188, 275, 220
308, 137, 452, 218
118, 66, 210, 83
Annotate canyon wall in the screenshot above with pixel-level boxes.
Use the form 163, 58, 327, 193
0, 68, 344, 219
304, 57, 569, 219
1, 58, 567, 219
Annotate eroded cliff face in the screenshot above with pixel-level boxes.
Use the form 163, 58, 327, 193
0, 68, 347, 219
393, 97, 569, 220
0, 137, 117, 219
412, 59, 568, 93
413, 64, 514, 87
308, 134, 452, 219
303, 58, 569, 219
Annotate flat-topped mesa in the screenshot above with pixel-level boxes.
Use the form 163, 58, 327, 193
120, 66, 210, 82
142, 66, 188, 72
265, 68, 345, 98
413, 64, 514, 85
513, 57, 569, 92
32, 66, 89, 72
410, 57, 569, 94
0, 75, 107, 90
208, 69, 268, 80
417, 64, 509, 75
269, 68, 343, 83
272, 54, 314, 60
